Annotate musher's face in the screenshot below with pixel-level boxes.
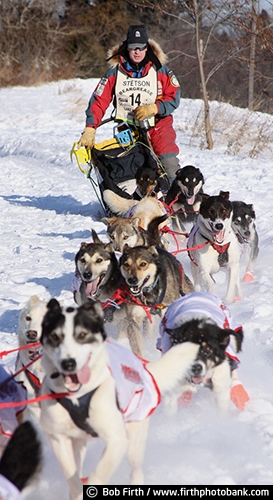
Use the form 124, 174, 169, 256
128, 47, 147, 64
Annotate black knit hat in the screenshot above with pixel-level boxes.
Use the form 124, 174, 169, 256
126, 25, 148, 50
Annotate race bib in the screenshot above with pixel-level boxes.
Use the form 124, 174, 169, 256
115, 67, 157, 123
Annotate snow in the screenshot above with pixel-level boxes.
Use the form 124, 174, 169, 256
1, 78, 273, 496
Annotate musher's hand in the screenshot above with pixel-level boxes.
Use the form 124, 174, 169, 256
134, 103, 158, 121
78, 127, 96, 150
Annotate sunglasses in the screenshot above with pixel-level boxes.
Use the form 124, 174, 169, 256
128, 44, 147, 51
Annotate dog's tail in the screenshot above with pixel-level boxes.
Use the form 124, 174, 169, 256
147, 342, 199, 394
147, 214, 169, 246
103, 190, 137, 216
0, 421, 42, 492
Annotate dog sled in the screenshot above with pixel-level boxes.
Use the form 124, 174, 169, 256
71, 120, 170, 214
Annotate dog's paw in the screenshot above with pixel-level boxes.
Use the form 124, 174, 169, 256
243, 271, 254, 282
230, 383, 250, 411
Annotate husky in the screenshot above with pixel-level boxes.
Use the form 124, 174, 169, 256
0, 421, 42, 499
103, 190, 168, 229
165, 165, 205, 232
101, 214, 168, 253
157, 292, 249, 413
231, 201, 259, 282
15, 295, 47, 420
133, 167, 160, 200
73, 230, 128, 333
74, 229, 123, 306
188, 191, 242, 304
39, 299, 200, 497
119, 245, 194, 356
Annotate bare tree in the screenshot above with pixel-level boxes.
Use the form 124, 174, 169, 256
127, 0, 250, 149
248, 0, 258, 110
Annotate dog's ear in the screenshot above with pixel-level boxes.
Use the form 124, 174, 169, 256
101, 217, 116, 227
218, 329, 232, 350
80, 242, 89, 249
229, 327, 244, 353
219, 191, 230, 200
132, 217, 141, 228
198, 168, 205, 183
81, 301, 106, 339
41, 299, 63, 344
104, 242, 114, 253
82, 300, 104, 319
147, 245, 159, 257
247, 204, 256, 219
46, 298, 61, 312
28, 295, 40, 305
200, 193, 210, 202
92, 229, 104, 244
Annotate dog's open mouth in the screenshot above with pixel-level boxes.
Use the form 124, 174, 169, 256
188, 375, 212, 387
210, 226, 225, 244
128, 276, 150, 296
187, 194, 195, 205
191, 376, 204, 385
85, 273, 106, 298
63, 356, 91, 392
238, 231, 251, 243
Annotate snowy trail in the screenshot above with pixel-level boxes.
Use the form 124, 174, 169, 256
0, 80, 273, 494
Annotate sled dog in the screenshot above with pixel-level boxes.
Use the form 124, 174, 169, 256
133, 167, 160, 200
15, 295, 47, 419
119, 245, 194, 356
101, 214, 168, 253
40, 299, 199, 497
157, 292, 248, 413
231, 201, 259, 282
103, 190, 168, 229
165, 165, 205, 232
74, 230, 123, 306
188, 191, 242, 304
73, 230, 127, 332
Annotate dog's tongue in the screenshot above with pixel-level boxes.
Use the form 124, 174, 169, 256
187, 195, 195, 205
64, 356, 91, 391
215, 229, 225, 243
77, 363, 91, 385
192, 376, 203, 384
86, 277, 99, 298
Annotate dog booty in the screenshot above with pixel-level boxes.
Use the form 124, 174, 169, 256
177, 390, 193, 408
243, 271, 254, 282
230, 382, 250, 411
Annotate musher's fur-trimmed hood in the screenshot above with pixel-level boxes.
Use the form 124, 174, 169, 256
107, 39, 168, 67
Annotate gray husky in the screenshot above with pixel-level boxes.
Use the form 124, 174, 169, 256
119, 245, 194, 356
231, 201, 259, 282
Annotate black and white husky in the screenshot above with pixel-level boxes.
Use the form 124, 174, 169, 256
188, 191, 242, 303
231, 201, 259, 282
157, 292, 248, 413
40, 299, 200, 497
165, 165, 205, 232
